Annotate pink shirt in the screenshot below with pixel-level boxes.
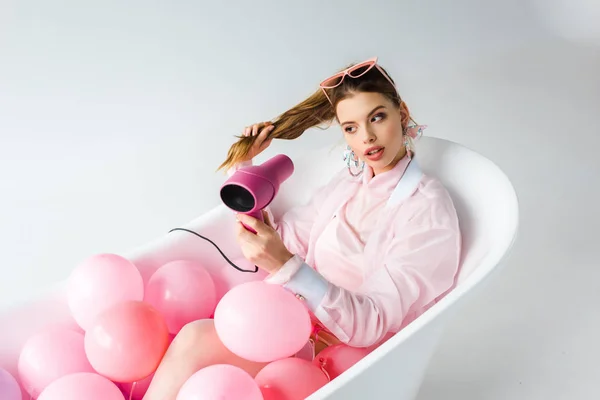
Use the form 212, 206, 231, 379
312, 157, 411, 292
232, 155, 461, 348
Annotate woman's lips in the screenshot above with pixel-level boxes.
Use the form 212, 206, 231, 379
364, 147, 385, 161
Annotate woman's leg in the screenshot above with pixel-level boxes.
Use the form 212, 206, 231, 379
143, 319, 267, 400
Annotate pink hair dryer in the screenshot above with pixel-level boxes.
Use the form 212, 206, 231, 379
220, 154, 294, 233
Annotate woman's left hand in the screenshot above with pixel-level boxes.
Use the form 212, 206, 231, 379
235, 213, 293, 274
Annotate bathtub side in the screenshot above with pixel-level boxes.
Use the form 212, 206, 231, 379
308, 315, 449, 400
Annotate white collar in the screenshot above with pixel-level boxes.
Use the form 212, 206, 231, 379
386, 158, 423, 208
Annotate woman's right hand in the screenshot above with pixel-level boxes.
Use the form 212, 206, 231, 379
241, 121, 275, 162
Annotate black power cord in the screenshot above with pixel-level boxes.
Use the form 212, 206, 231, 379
168, 227, 258, 273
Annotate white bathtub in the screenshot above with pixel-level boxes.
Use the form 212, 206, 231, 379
0, 136, 519, 400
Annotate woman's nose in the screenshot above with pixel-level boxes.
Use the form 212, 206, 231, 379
362, 129, 376, 144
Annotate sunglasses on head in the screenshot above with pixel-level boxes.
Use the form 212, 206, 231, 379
319, 57, 397, 105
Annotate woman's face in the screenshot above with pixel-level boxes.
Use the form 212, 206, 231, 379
336, 92, 406, 175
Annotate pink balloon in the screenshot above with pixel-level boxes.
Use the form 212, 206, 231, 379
67, 253, 144, 330
211, 258, 268, 301
312, 344, 369, 380
118, 372, 154, 400
214, 281, 311, 362
0, 367, 21, 400
144, 260, 217, 334
18, 329, 95, 398
117, 335, 174, 400
85, 300, 170, 382
255, 358, 329, 400
37, 373, 124, 400
176, 364, 263, 400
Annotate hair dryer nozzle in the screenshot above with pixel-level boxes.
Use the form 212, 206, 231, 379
220, 154, 294, 217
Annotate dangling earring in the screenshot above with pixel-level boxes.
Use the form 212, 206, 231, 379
404, 134, 413, 159
404, 123, 426, 160
342, 145, 365, 177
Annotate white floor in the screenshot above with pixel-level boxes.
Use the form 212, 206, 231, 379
1, 1, 599, 399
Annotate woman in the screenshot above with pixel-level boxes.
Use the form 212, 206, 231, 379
144, 57, 461, 399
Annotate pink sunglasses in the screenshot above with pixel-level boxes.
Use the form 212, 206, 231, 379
319, 57, 397, 105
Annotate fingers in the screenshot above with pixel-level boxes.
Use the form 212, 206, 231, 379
243, 125, 254, 137
236, 213, 268, 235
258, 123, 274, 138
257, 124, 275, 147
235, 220, 253, 241
243, 122, 273, 138
262, 210, 273, 228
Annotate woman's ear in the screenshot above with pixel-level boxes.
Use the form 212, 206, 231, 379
396, 102, 404, 114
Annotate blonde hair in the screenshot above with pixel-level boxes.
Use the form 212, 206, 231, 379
218, 63, 413, 171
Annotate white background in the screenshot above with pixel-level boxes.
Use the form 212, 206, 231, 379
1, 0, 599, 399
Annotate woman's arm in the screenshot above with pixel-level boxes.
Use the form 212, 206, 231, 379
265, 198, 461, 348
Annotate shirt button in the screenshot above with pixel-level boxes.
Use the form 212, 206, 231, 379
295, 293, 305, 301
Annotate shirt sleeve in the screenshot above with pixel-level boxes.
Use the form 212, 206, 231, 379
266, 214, 461, 348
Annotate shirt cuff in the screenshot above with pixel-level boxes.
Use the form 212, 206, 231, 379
284, 263, 328, 311
264, 254, 304, 285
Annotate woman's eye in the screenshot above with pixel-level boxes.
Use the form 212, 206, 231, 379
345, 126, 357, 133
372, 113, 386, 122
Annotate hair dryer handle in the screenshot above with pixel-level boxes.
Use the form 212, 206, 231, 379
239, 209, 264, 234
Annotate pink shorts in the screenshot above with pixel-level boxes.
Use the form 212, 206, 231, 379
295, 322, 341, 361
